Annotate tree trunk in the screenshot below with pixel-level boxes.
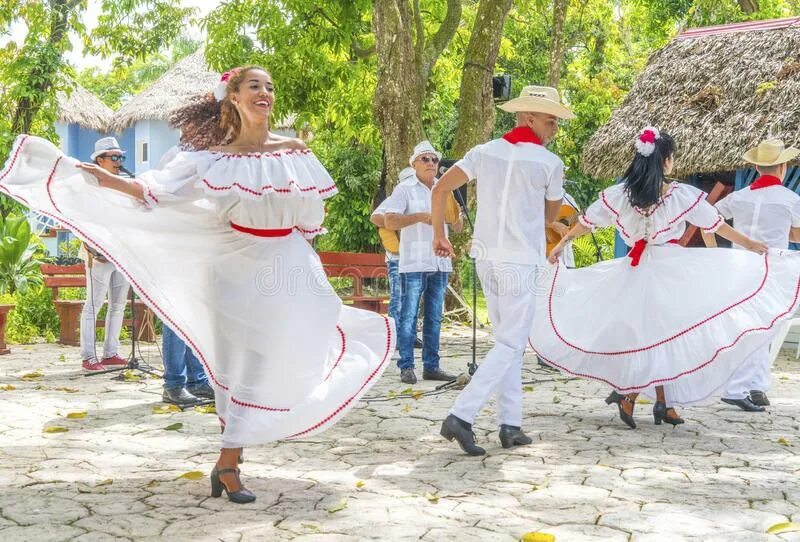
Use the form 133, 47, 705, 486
372, 0, 461, 192
446, 0, 513, 313
548, 0, 569, 88
738, 0, 759, 14
10, 0, 76, 134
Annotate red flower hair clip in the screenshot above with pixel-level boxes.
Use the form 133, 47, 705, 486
634, 126, 660, 157
214, 68, 243, 102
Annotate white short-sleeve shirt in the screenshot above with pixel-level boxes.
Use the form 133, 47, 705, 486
456, 138, 564, 265
715, 182, 800, 249
380, 176, 453, 273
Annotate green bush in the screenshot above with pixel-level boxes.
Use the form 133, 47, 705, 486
4, 286, 58, 344
0, 214, 45, 294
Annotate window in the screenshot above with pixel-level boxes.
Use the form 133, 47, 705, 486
137, 140, 149, 163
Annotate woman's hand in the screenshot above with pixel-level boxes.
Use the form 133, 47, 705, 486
433, 235, 454, 258
548, 242, 565, 264
745, 238, 769, 255
76, 162, 112, 186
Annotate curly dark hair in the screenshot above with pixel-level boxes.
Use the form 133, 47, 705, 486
169, 66, 271, 150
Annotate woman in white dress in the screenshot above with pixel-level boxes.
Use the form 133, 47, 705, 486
538, 127, 800, 428
0, 66, 395, 503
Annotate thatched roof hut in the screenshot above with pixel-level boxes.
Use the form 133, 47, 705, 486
110, 49, 218, 133
56, 84, 113, 132
581, 17, 800, 179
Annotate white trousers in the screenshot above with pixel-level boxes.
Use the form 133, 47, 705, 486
722, 340, 772, 399
450, 261, 538, 427
79, 259, 130, 360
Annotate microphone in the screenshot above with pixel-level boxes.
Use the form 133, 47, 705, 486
119, 165, 135, 178
435, 371, 472, 390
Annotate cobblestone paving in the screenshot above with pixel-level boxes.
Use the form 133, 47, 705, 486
0, 325, 799, 541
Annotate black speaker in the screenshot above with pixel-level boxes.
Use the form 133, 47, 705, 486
492, 74, 512, 100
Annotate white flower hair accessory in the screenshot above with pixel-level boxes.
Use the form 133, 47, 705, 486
634, 126, 661, 157
213, 68, 241, 102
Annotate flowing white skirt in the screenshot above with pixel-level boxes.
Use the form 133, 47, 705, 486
0, 137, 394, 446
530, 245, 800, 405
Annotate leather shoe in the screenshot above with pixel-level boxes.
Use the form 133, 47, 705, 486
499, 424, 533, 448
162, 387, 200, 406
187, 382, 215, 400
721, 397, 765, 412
400, 368, 417, 384
422, 368, 456, 381
750, 390, 770, 406
440, 414, 486, 456
414, 337, 423, 349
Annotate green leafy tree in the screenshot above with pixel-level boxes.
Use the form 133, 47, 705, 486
0, 214, 44, 294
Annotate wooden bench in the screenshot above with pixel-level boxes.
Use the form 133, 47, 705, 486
40, 263, 156, 346
318, 252, 389, 313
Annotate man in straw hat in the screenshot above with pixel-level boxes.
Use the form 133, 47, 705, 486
430, 85, 574, 455
708, 138, 800, 412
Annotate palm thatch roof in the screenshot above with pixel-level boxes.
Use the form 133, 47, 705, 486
56, 84, 114, 132
581, 17, 800, 179
110, 49, 218, 133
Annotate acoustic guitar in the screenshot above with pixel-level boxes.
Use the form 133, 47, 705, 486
545, 202, 581, 257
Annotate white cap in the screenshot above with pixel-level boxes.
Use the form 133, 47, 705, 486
409, 140, 441, 166
90, 137, 125, 161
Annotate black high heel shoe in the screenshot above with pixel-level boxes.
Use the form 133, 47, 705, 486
210, 467, 256, 504
653, 402, 684, 426
607, 391, 636, 429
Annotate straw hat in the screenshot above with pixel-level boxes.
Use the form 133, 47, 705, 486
742, 139, 800, 167
499, 85, 575, 119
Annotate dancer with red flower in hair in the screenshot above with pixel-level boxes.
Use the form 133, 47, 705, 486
534, 127, 800, 428
0, 66, 394, 503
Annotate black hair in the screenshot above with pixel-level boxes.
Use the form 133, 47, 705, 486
622, 131, 676, 209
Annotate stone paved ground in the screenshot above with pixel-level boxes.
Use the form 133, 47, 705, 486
1, 324, 800, 541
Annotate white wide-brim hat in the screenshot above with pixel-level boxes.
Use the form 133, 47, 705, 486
499, 85, 575, 119
742, 138, 800, 167
409, 140, 442, 166
90, 136, 126, 161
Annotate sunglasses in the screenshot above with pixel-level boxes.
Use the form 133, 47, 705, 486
100, 154, 126, 163
418, 156, 439, 164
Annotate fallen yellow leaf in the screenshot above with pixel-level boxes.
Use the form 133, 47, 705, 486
153, 404, 181, 414
399, 387, 414, 395
163, 422, 183, 431
326, 499, 348, 513
523, 386, 534, 392
355, 480, 365, 489
767, 522, 800, 534
43, 426, 69, 433
176, 471, 204, 480
637, 398, 652, 405
424, 492, 439, 504
121, 370, 141, 381
66, 411, 87, 419
96, 479, 113, 486
520, 533, 555, 542
411, 391, 424, 400
21, 371, 43, 381
55, 387, 79, 393
777, 437, 791, 447
402, 404, 411, 413
552, 396, 561, 404
193, 404, 216, 414
0, 384, 15, 391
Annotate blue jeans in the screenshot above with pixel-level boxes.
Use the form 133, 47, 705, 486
387, 259, 401, 324
162, 326, 208, 390
397, 271, 449, 371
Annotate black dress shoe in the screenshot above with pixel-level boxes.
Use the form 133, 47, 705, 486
414, 337, 423, 349
750, 390, 770, 406
187, 382, 215, 400
162, 387, 200, 406
440, 414, 486, 456
498, 425, 533, 448
536, 356, 557, 371
422, 368, 456, 381
721, 397, 766, 412
400, 368, 417, 384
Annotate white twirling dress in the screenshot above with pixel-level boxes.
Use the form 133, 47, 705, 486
0, 135, 394, 446
530, 182, 800, 405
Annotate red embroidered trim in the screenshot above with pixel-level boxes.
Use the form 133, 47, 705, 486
578, 215, 594, 228
651, 191, 704, 239
202, 178, 337, 197
134, 179, 159, 206
702, 215, 724, 232
547, 253, 771, 354
288, 316, 393, 439
45, 157, 64, 215
531, 271, 800, 390
0, 135, 28, 183
601, 191, 631, 239
633, 183, 678, 217
211, 148, 312, 158
324, 326, 347, 381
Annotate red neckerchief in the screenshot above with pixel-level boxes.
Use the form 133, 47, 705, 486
502, 126, 542, 145
749, 175, 783, 190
